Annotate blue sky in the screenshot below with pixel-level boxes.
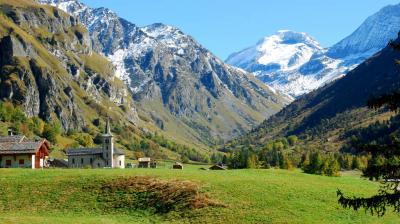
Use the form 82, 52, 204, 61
81, 0, 399, 60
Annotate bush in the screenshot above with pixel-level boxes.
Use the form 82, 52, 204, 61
43, 121, 61, 143
74, 133, 94, 147
28, 116, 45, 136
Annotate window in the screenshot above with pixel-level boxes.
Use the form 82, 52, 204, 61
106, 153, 108, 158
97, 163, 100, 167
72, 158, 75, 164
6, 160, 11, 166
119, 160, 121, 166
19, 159, 24, 165
81, 158, 84, 164
105, 139, 109, 143
90, 158, 93, 163
106, 161, 108, 166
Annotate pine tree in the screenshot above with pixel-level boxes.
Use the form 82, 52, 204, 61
337, 43, 400, 215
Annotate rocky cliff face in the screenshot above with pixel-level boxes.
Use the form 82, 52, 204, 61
0, 0, 137, 131
39, 0, 290, 145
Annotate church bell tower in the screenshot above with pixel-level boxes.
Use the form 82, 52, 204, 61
102, 117, 114, 167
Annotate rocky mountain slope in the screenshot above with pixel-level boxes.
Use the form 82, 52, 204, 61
0, 0, 137, 132
226, 34, 400, 151
0, 0, 211, 162
38, 0, 290, 146
327, 3, 400, 62
226, 3, 400, 98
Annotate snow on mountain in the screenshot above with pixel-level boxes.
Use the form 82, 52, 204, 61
226, 30, 346, 97
227, 30, 322, 72
328, 3, 400, 63
227, 3, 400, 98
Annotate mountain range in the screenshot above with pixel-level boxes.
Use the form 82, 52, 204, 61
32, 0, 290, 148
1, 0, 400, 159
225, 32, 400, 152
226, 3, 400, 98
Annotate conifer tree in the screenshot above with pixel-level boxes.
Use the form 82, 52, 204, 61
337, 41, 400, 216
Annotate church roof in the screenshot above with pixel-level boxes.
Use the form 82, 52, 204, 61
65, 148, 125, 156
114, 148, 125, 155
65, 148, 102, 156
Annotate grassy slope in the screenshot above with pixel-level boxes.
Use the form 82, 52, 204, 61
0, 166, 398, 223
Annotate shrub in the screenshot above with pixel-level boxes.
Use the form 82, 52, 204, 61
43, 121, 61, 143
74, 133, 94, 147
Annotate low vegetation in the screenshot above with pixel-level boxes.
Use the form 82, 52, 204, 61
97, 176, 220, 214
0, 167, 398, 223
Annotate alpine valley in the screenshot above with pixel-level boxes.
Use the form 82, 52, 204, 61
1, 0, 400, 223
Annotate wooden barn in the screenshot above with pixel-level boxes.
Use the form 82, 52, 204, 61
0, 133, 50, 169
138, 157, 157, 168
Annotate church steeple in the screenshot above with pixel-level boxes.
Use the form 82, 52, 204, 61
105, 117, 112, 136
102, 117, 114, 167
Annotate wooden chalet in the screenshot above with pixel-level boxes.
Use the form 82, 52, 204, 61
0, 133, 50, 169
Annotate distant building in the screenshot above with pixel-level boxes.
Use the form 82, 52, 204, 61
138, 157, 157, 168
0, 130, 50, 169
209, 164, 227, 170
172, 162, 183, 170
66, 118, 125, 168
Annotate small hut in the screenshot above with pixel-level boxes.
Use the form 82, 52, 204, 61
172, 162, 183, 170
209, 164, 227, 170
138, 157, 157, 168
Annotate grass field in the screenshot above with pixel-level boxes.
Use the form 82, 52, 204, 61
0, 165, 399, 224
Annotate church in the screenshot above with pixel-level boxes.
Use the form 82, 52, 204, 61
66, 118, 125, 168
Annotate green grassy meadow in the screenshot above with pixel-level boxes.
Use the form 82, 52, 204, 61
0, 165, 399, 224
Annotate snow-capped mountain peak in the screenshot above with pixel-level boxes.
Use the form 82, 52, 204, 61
226, 30, 347, 97
327, 3, 400, 62
226, 30, 322, 74
226, 3, 400, 98
256, 30, 322, 70
37, 0, 87, 15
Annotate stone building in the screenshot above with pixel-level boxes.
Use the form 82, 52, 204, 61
66, 118, 125, 168
0, 130, 50, 169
